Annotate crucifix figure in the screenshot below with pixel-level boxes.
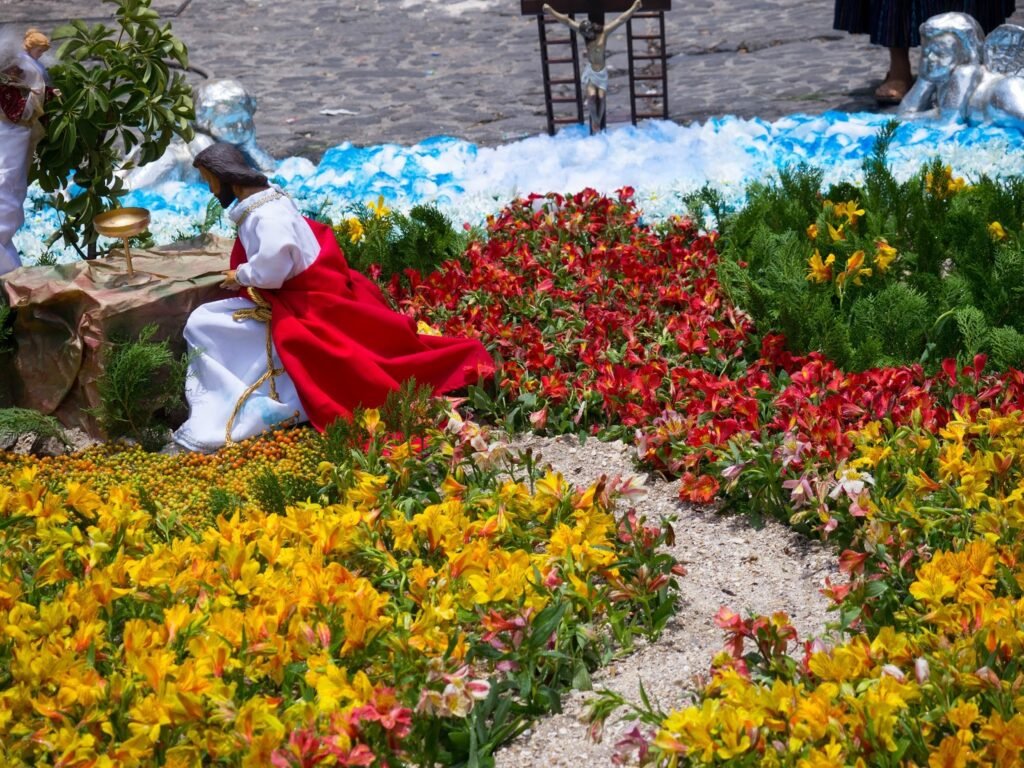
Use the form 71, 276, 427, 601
542, 0, 643, 133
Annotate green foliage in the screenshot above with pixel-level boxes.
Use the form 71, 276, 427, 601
380, 377, 445, 438
90, 324, 189, 449
207, 487, 243, 519
987, 325, 1024, 370
34, 0, 193, 255
680, 183, 729, 228
0, 302, 11, 356
248, 468, 321, 515
334, 202, 469, 290
716, 123, 1024, 372
197, 198, 224, 235
319, 414, 364, 466
954, 305, 989, 357
0, 408, 67, 445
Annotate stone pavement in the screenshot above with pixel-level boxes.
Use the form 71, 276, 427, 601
4, 0, 1024, 160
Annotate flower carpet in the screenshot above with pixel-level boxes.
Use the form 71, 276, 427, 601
0, 410, 678, 766
5, 175, 1024, 765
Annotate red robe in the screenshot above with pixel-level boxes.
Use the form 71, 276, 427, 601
229, 218, 494, 430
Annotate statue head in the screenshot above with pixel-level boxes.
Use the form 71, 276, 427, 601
194, 79, 258, 145
578, 19, 600, 42
919, 12, 984, 83
193, 142, 268, 208
23, 28, 50, 60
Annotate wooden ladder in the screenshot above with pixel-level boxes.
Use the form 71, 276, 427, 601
626, 10, 669, 123
537, 13, 585, 135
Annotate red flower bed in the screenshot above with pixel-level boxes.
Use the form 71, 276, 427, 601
395, 188, 753, 437
397, 190, 1024, 509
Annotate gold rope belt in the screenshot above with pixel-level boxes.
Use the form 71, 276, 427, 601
225, 286, 284, 446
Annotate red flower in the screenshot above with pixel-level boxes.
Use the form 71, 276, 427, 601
678, 472, 719, 503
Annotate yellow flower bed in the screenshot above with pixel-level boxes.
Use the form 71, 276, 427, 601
648, 409, 1024, 766
0, 418, 679, 766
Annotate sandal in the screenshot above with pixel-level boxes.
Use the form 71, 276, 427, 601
874, 70, 913, 105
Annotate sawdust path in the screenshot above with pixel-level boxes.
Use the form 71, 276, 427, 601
494, 434, 840, 767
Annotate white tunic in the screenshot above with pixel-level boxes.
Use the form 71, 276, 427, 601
0, 53, 46, 275
172, 186, 318, 452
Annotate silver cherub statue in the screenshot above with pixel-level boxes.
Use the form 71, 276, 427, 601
900, 12, 1024, 130
898, 12, 985, 122
968, 23, 1024, 127
123, 78, 276, 189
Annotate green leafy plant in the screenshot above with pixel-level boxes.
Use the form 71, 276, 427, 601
715, 123, 1024, 372
90, 324, 189, 449
335, 201, 470, 290
33, 0, 194, 256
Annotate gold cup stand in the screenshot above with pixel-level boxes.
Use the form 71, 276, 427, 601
92, 207, 151, 275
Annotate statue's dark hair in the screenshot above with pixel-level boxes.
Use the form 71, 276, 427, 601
193, 142, 269, 188
579, 19, 601, 41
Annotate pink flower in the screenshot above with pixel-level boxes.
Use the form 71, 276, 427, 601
881, 664, 905, 682
915, 657, 930, 683
529, 407, 548, 430
612, 726, 650, 765
782, 475, 814, 508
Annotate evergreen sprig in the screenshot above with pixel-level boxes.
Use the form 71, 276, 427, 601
0, 408, 67, 445
90, 324, 189, 449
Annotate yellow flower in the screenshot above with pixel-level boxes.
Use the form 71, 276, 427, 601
806, 250, 835, 283
361, 408, 382, 434
926, 165, 967, 198
807, 643, 868, 681
368, 194, 391, 219
340, 578, 393, 654
928, 735, 973, 768
806, 223, 819, 239
827, 222, 845, 242
344, 217, 364, 243
908, 568, 956, 606
946, 700, 980, 733
834, 200, 865, 226
873, 238, 898, 273
988, 221, 1008, 241
798, 741, 846, 768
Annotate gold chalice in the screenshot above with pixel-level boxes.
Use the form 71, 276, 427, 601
93, 207, 151, 275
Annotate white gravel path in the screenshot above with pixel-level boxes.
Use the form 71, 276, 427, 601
495, 434, 841, 767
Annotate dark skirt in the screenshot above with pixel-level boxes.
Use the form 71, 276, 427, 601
834, 1, 1017, 47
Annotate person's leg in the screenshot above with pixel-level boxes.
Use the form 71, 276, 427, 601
875, 46, 913, 103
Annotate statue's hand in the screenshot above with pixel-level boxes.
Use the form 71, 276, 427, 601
220, 269, 240, 290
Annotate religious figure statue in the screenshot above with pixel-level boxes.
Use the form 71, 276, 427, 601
123, 78, 276, 189
899, 12, 1024, 131
0, 28, 55, 275
542, 0, 643, 134
173, 143, 493, 452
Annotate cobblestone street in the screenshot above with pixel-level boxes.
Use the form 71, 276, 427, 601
7, 0, 1022, 158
